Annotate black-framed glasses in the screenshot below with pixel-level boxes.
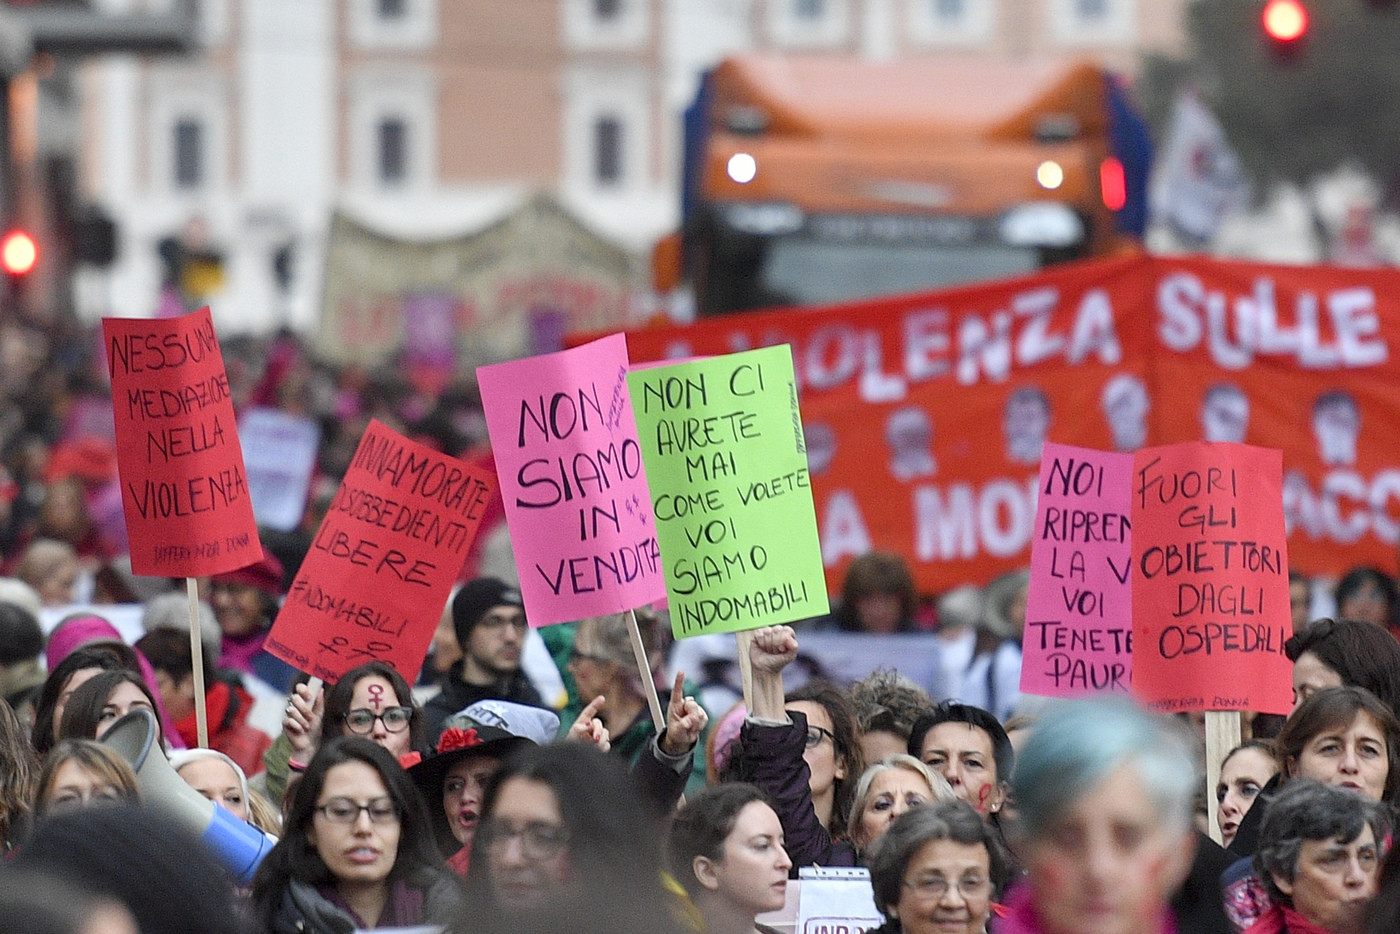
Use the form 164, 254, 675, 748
315, 796, 401, 824
478, 611, 527, 632
804, 725, 835, 749
902, 874, 990, 900
344, 706, 412, 734
481, 819, 570, 859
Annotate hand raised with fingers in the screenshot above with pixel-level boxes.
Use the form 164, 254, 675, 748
566, 694, 611, 752
660, 671, 709, 756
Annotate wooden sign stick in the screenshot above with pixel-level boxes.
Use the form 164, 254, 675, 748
626, 607, 666, 732
186, 578, 209, 748
1204, 709, 1242, 847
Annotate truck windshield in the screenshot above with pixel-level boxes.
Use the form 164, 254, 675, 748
762, 237, 1039, 307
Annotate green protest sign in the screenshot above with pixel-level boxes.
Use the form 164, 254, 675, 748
628, 344, 829, 637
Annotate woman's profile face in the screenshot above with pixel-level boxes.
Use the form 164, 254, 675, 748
787, 701, 846, 812
1216, 747, 1277, 848
52, 666, 102, 741
178, 757, 248, 820
894, 837, 993, 934
1292, 651, 1343, 710
485, 776, 574, 911
44, 760, 125, 813
565, 632, 615, 703
706, 801, 791, 915
1290, 711, 1390, 802
95, 681, 154, 737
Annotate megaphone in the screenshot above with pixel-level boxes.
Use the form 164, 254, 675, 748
99, 708, 276, 885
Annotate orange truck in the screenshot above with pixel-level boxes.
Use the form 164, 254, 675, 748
677, 54, 1150, 317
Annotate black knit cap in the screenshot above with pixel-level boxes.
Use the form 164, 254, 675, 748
452, 576, 524, 645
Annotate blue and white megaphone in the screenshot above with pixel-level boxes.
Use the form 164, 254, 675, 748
99, 708, 277, 885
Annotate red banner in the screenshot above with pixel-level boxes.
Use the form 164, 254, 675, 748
624, 255, 1400, 594
104, 308, 262, 577
264, 420, 496, 684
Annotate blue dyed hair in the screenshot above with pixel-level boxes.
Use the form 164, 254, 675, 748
1011, 697, 1197, 841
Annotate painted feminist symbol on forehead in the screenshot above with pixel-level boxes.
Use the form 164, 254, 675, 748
367, 683, 385, 711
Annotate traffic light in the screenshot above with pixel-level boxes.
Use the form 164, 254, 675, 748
0, 229, 37, 276
1262, 0, 1308, 61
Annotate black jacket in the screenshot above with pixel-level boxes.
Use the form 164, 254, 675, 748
422, 664, 544, 745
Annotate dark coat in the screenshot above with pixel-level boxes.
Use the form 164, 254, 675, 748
267, 874, 464, 934
732, 709, 858, 873
422, 664, 543, 745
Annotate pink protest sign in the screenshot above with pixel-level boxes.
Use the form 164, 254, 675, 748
264, 420, 496, 683
104, 308, 262, 577
1022, 443, 1134, 698
1131, 442, 1293, 714
477, 333, 665, 626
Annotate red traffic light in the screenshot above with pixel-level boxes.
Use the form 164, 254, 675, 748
1262, 0, 1308, 42
0, 230, 37, 276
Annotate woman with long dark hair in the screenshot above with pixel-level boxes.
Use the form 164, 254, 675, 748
249, 736, 461, 932
465, 741, 676, 934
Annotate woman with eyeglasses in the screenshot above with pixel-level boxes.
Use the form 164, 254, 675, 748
725, 625, 865, 870
465, 741, 677, 933
265, 661, 424, 806
865, 800, 1005, 934
249, 736, 462, 933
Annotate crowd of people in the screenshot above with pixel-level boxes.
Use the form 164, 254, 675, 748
4, 326, 1400, 933
0, 548, 1399, 934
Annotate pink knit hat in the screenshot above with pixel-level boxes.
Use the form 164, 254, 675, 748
44, 612, 187, 751
45, 613, 124, 671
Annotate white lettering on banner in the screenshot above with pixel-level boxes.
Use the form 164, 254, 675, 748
662, 289, 1124, 401
913, 476, 1039, 560
820, 490, 872, 563
1285, 469, 1400, 545
1157, 273, 1389, 370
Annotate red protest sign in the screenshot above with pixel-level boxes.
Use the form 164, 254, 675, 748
104, 308, 262, 577
264, 419, 496, 683
1130, 442, 1293, 714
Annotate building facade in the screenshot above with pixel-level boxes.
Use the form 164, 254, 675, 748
71, 0, 1189, 335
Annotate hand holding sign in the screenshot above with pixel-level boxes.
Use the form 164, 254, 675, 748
283, 681, 325, 761
749, 625, 799, 673
747, 624, 799, 720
